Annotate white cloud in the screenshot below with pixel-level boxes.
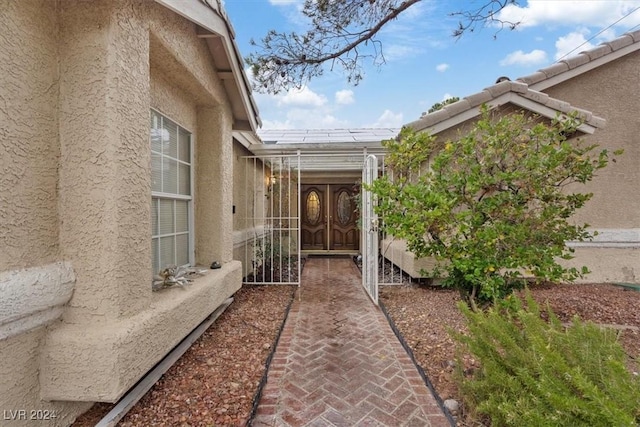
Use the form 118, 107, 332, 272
554, 30, 596, 60
261, 109, 350, 129
316, 114, 345, 128
382, 44, 421, 62
285, 109, 349, 128
261, 119, 294, 130
278, 86, 327, 108
499, 49, 548, 66
436, 63, 450, 72
596, 28, 618, 44
335, 89, 355, 105
367, 110, 404, 128
496, 0, 640, 29
441, 93, 453, 101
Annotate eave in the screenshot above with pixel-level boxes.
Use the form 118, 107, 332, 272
154, 0, 262, 134
406, 81, 606, 136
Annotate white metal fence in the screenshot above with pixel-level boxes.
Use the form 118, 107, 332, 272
241, 154, 301, 285
240, 151, 414, 291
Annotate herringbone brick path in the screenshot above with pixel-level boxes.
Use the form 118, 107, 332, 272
251, 257, 451, 427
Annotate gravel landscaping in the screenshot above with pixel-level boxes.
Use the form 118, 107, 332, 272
72, 284, 296, 427
73, 273, 639, 426
380, 281, 640, 425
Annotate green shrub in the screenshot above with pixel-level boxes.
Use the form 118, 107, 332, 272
453, 293, 640, 426
369, 106, 621, 305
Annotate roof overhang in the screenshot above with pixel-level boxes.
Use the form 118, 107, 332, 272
154, 0, 261, 133
406, 81, 606, 136
233, 130, 261, 149
247, 141, 390, 173
249, 141, 387, 157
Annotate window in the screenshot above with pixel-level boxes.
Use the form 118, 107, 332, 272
150, 110, 193, 275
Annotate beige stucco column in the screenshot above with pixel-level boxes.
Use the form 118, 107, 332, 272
195, 107, 235, 265
9, 0, 244, 409
57, 0, 151, 322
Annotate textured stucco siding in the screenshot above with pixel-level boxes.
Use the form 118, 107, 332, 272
542, 53, 640, 229
0, 329, 91, 427
42, 0, 240, 403
401, 56, 640, 284
0, 3, 86, 426
566, 248, 639, 284
57, 0, 151, 323
0, 0, 60, 271
195, 107, 235, 265
381, 239, 441, 280
147, 4, 228, 108
41, 261, 242, 402
151, 68, 198, 132
541, 53, 640, 283
1, 0, 244, 422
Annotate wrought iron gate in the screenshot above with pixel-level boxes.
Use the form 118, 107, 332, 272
361, 154, 379, 304
241, 154, 301, 285
241, 150, 407, 292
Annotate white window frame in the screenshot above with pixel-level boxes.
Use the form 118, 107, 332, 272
150, 109, 195, 275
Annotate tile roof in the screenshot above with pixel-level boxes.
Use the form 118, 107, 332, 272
519, 29, 640, 89
407, 29, 640, 135
406, 80, 606, 134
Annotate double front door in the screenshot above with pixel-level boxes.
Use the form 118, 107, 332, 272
301, 184, 359, 252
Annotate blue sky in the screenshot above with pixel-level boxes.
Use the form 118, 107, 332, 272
223, 0, 640, 129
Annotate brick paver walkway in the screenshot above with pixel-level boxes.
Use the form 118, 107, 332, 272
252, 257, 451, 427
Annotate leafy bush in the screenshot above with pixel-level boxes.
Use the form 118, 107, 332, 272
454, 293, 640, 426
369, 106, 620, 304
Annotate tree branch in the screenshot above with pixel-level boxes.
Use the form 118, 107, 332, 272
247, 0, 520, 93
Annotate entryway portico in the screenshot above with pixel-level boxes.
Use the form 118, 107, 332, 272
241, 128, 407, 300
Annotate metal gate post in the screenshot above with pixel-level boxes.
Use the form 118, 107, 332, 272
362, 154, 379, 305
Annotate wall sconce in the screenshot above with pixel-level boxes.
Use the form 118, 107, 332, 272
267, 175, 277, 191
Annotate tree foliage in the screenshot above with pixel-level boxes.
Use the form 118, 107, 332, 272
428, 96, 460, 114
247, 0, 520, 93
369, 106, 619, 305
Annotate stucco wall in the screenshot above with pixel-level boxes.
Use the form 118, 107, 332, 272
0, 3, 84, 425
0, 0, 60, 271
42, 0, 240, 401
538, 53, 640, 282
1, 0, 244, 423
380, 239, 441, 280
1, 329, 90, 427
57, 0, 151, 323
150, 68, 198, 132
541, 53, 640, 229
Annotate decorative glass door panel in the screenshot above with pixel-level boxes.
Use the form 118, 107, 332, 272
330, 185, 359, 251
301, 184, 359, 251
301, 186, 326, 250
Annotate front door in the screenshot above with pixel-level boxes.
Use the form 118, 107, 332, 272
301, 184, 359, 252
